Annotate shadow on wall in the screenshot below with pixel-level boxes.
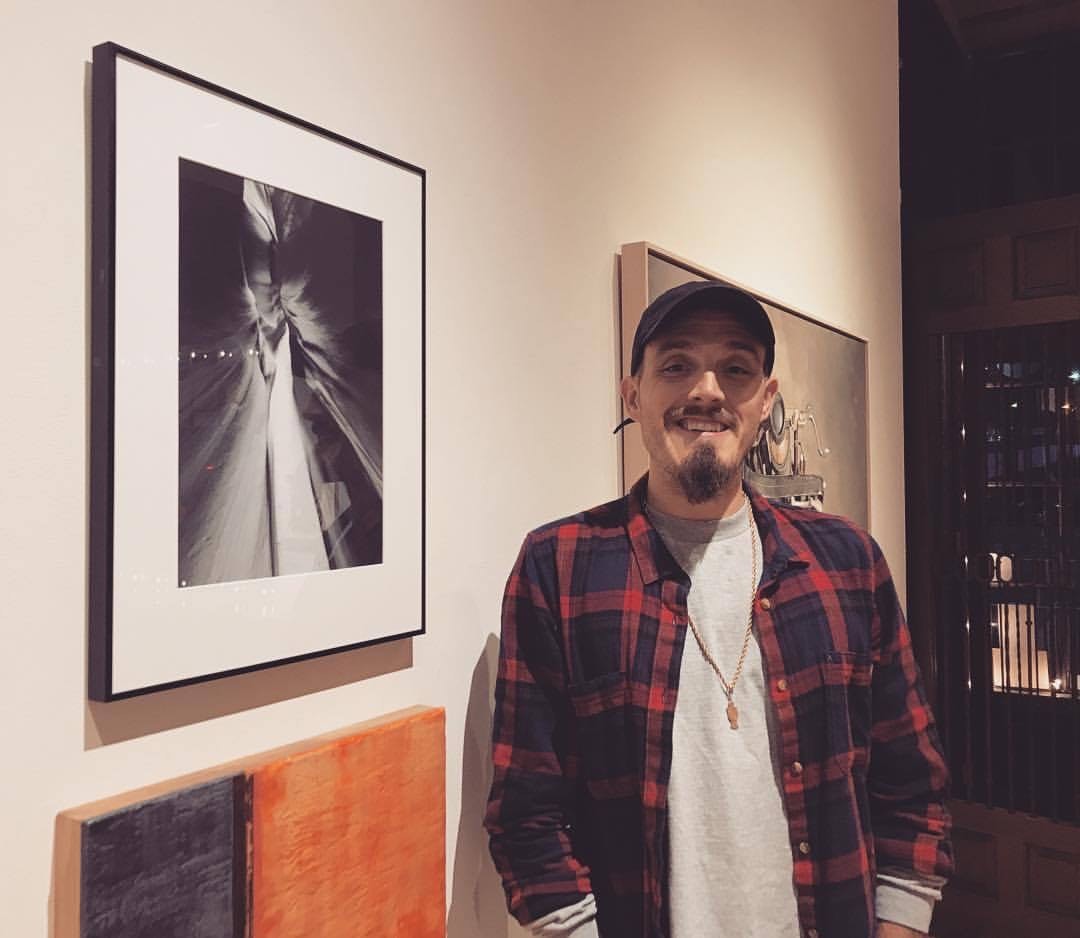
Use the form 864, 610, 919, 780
448, 633, 512, 938
84, 639, 413, 747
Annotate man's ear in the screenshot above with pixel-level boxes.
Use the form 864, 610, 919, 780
759, 376, 779, 423
620, 375, 641, 418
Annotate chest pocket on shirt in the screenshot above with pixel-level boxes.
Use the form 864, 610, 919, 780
567, 671, 642, 800
821, 651, 874, 774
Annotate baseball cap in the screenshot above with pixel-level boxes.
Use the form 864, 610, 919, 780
630, 280, 775, 375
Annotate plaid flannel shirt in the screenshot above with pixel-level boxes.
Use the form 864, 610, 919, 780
485, 476, 952, 938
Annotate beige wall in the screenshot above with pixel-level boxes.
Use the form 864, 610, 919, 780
0, 2, 901, 935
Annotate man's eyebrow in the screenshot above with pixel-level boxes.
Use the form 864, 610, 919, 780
653, 338, 694, 353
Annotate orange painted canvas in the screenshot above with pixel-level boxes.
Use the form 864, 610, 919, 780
250, 707, 445, 938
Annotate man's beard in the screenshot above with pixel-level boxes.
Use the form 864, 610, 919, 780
669, 443, 734, 504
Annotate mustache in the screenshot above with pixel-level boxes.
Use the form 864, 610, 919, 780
665, 404, 734, 423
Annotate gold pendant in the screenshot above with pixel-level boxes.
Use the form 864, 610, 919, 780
726, 700, 739, 730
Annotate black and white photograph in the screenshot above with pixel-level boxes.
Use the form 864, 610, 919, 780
179, 159, 384, 588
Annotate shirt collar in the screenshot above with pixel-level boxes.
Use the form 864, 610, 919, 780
745, 480, 811, 584
625, 474, 809, 586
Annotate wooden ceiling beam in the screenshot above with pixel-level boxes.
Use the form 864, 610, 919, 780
960, 1, 1080, 53
931, 0, 972, 58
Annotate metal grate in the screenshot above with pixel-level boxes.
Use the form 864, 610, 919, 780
932, 321, 1080, 821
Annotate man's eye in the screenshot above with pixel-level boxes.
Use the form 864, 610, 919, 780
660, 361, 688, 375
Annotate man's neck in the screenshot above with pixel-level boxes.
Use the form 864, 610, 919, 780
644, 473, 746, 521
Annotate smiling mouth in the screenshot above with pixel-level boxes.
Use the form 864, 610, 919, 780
676, 417, 732, 433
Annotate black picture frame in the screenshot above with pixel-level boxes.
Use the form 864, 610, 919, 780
89, 43, 426, 701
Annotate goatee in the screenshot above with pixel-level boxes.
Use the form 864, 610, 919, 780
672, 443, 732, 504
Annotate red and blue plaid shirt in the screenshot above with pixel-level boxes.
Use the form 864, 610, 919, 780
485, 476, 952, 938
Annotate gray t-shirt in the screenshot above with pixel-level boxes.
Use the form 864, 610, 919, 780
650, 499, 802, 938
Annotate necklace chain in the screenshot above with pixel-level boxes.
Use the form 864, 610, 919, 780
684, 495, 759, 724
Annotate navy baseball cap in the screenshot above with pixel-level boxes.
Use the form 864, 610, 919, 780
615, 280, 775, 434
629, 280, 775, 376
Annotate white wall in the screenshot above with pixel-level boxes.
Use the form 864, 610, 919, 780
0, 2, 901, 935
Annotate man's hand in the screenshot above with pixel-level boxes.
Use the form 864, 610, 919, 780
876, 922, 927, 938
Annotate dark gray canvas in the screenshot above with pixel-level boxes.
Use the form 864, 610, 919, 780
80, 776, 246, 938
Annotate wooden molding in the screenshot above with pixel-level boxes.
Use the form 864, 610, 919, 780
907, 195, 1080, 334
1014, 226, 1079, 300
951, 825, 1000, 897
1026, 843, 1080, 919
922, 241, 986, 309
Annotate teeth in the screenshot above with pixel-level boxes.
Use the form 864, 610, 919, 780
681, 419, 726, 432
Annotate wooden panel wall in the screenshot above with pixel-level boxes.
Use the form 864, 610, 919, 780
935, 800, 1080, 938
906, 193, 1080, 336
904, 192, 1080, 938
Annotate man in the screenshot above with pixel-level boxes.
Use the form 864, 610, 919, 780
485, 281, 952, 938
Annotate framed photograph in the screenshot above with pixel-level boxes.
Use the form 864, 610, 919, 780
618, 242, 869, 528
89, 43, 425, 700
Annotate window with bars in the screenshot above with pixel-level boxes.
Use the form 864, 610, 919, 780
931, 321, 1080, 820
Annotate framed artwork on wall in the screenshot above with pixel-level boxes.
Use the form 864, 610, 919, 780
89, 43, 425, 700
617, 242, 870, 528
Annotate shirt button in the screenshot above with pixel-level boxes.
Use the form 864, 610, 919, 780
797, 841, 811, 856
790, 761, 804, 777
760, 597, 772, 611
776, 679, 789, 693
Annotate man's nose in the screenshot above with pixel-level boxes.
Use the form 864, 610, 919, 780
688, 369, 725, 401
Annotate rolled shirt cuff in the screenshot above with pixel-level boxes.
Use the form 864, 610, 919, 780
529, 894, 599, 938
875, 874, 942, 934
528, 878, 938, 935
